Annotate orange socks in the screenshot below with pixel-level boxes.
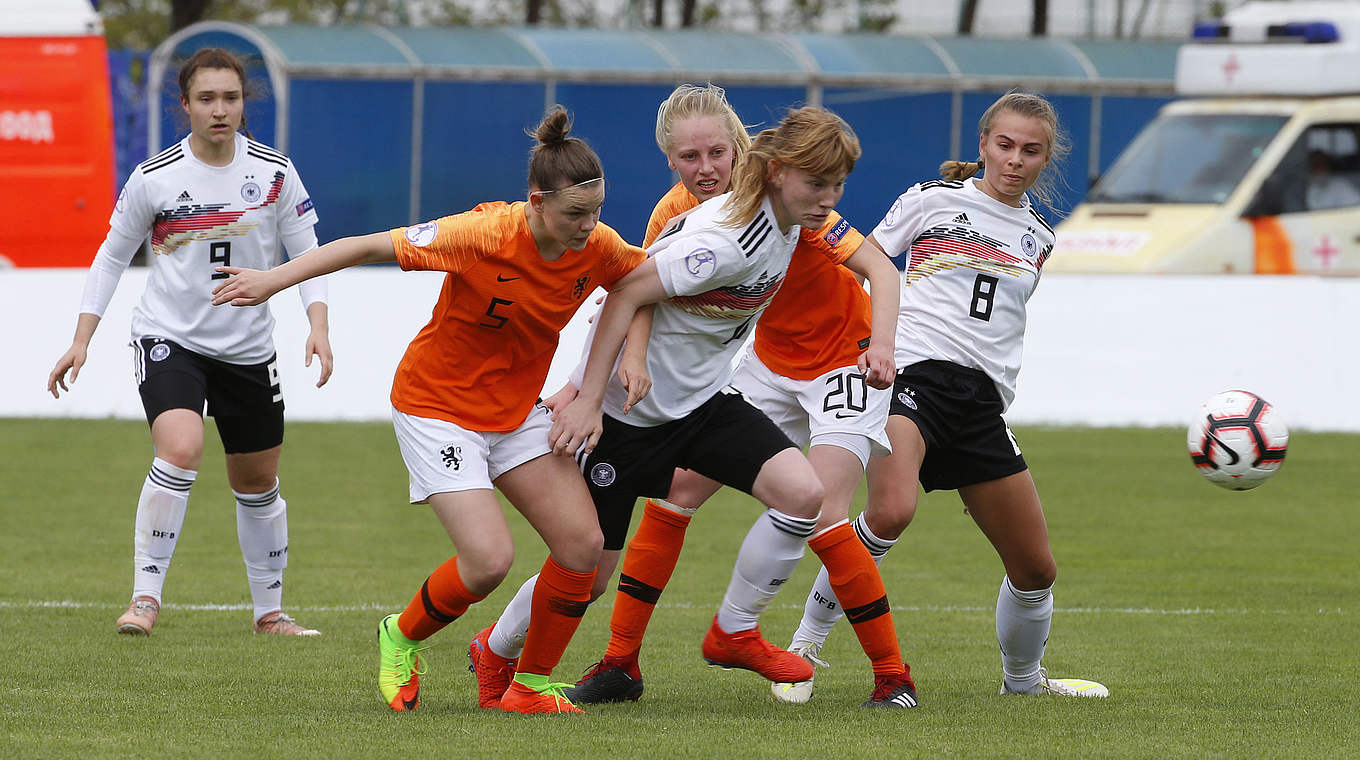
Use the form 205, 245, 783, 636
517, 555, 595, 676
808, 522, 905, 677
398, 555, 485, 642
603, 499, 692, 662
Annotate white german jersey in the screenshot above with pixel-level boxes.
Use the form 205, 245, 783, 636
871, 178, 1054, 410
111, 133, 318, 363
605, 193, 799, 426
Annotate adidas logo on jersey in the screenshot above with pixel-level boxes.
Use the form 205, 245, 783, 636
952, 213, 971, 225
176, 190, 193, 203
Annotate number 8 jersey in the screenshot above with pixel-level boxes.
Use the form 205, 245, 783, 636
109, 133, 319, 363
870, 178, 1055, 412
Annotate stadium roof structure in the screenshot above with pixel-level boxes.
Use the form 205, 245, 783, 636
152, 23, 1180, 95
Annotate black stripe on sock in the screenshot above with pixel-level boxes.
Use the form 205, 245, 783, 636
844, 595, 891, 624
617, 573, 662, 605
547, 597, 591, 619
766, 511, 816, 538
236, 486, 280, 507
419, 579, 460, 624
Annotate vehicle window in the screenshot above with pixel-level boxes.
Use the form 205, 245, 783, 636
1088, 114, 1287, 204
1301, 123, 1360, 211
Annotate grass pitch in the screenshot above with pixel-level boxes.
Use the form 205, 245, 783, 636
1, 419, 1355, 759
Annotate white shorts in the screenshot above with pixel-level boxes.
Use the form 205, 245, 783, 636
731, 350, 892, 468
391, 404, 553, 503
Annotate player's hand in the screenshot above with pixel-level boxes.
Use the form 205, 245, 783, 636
585, 293, 607, 325
541, 382, 580, 418
305, 330, 334, 387
47, 344, 87, 399
857, 343, 896, 390
617, 360, 651, 414
549, 396, 603, 457
211, 267, 279, 306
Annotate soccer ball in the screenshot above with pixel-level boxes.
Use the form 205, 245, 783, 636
1187, 390, 1288, 490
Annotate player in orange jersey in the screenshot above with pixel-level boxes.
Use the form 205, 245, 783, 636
210, 107, 644, 715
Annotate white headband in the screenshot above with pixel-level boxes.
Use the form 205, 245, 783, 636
532, 177, 604, 196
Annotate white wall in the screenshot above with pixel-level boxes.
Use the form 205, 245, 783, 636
5, 269, 1356, 432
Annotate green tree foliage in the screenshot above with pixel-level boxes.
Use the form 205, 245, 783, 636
99, 0, 475, 50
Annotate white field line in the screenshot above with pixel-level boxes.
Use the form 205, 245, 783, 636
0, 600, 1348, 615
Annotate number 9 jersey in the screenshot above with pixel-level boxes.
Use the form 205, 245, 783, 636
110, 133, 319, 364
870, 178, 1055, 412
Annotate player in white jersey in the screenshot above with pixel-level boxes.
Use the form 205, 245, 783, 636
776, 91, 1109, 700
533, 106, 902, 693
47, 49, 331, 638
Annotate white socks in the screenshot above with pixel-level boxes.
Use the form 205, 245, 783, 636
791, 512, 896, 646
131, 458, 196, 603
235, 479, 288, 622
488, 573, 537, 659
716, 509, 816, 633
997, 574, 1053, 693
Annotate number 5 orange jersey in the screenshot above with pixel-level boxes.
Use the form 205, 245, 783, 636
389, 200, 644, 432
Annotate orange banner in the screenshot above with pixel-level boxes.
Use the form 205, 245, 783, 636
0, 35, 114, 267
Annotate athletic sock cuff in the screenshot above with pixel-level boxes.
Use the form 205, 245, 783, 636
233, 479, 281, 507
1003, 575, 1052, 606
809, 519, 853, 548
645, 498, 696, 525
148, 458, 197, 492
852, 512, 896, 557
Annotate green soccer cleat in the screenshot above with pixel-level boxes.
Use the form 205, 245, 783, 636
378, 614, 428, 711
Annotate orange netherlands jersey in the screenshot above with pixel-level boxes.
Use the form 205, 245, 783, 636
389, 201, 644, 432
645, 182, 871, 381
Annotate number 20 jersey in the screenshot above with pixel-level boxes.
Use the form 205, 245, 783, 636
110, 133, 318, 364
870, 178, 1055, 411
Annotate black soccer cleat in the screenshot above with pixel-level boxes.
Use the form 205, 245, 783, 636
562, 657, 645, 704
861, 671, 919, 709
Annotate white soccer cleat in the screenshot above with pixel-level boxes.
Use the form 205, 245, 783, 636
1001, 667, 1108, 698
770, 641, 829, 704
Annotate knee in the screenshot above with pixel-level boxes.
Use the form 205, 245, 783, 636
1010, 557, 1057, 592
154, 439, 203, 471
554, 526, 604, 574
864, 490, 916, 540
233, 472, 278, 495
460, 547, 516, 594
771, 470, 824, 519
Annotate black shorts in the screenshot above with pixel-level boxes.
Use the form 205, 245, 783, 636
580, 388, 796, 550
888, 360, 1027, 492
132, 337, 284, 454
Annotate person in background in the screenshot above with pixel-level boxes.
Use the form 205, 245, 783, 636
48, 47, 332, 638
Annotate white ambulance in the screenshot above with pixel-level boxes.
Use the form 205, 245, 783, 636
1051, 1, 1360, 275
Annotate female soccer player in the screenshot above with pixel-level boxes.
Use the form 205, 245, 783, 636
474, 102, 915, 709
48, 48, 331, 638
798, 90, 1108, 699
210, 107, 644, 714
561, 84, 917, 708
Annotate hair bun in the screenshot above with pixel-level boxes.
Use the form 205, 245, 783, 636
535, 107, 572, 146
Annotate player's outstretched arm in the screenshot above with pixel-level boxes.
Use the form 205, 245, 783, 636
844, 235, 899, 389
211, 231, 397, 307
